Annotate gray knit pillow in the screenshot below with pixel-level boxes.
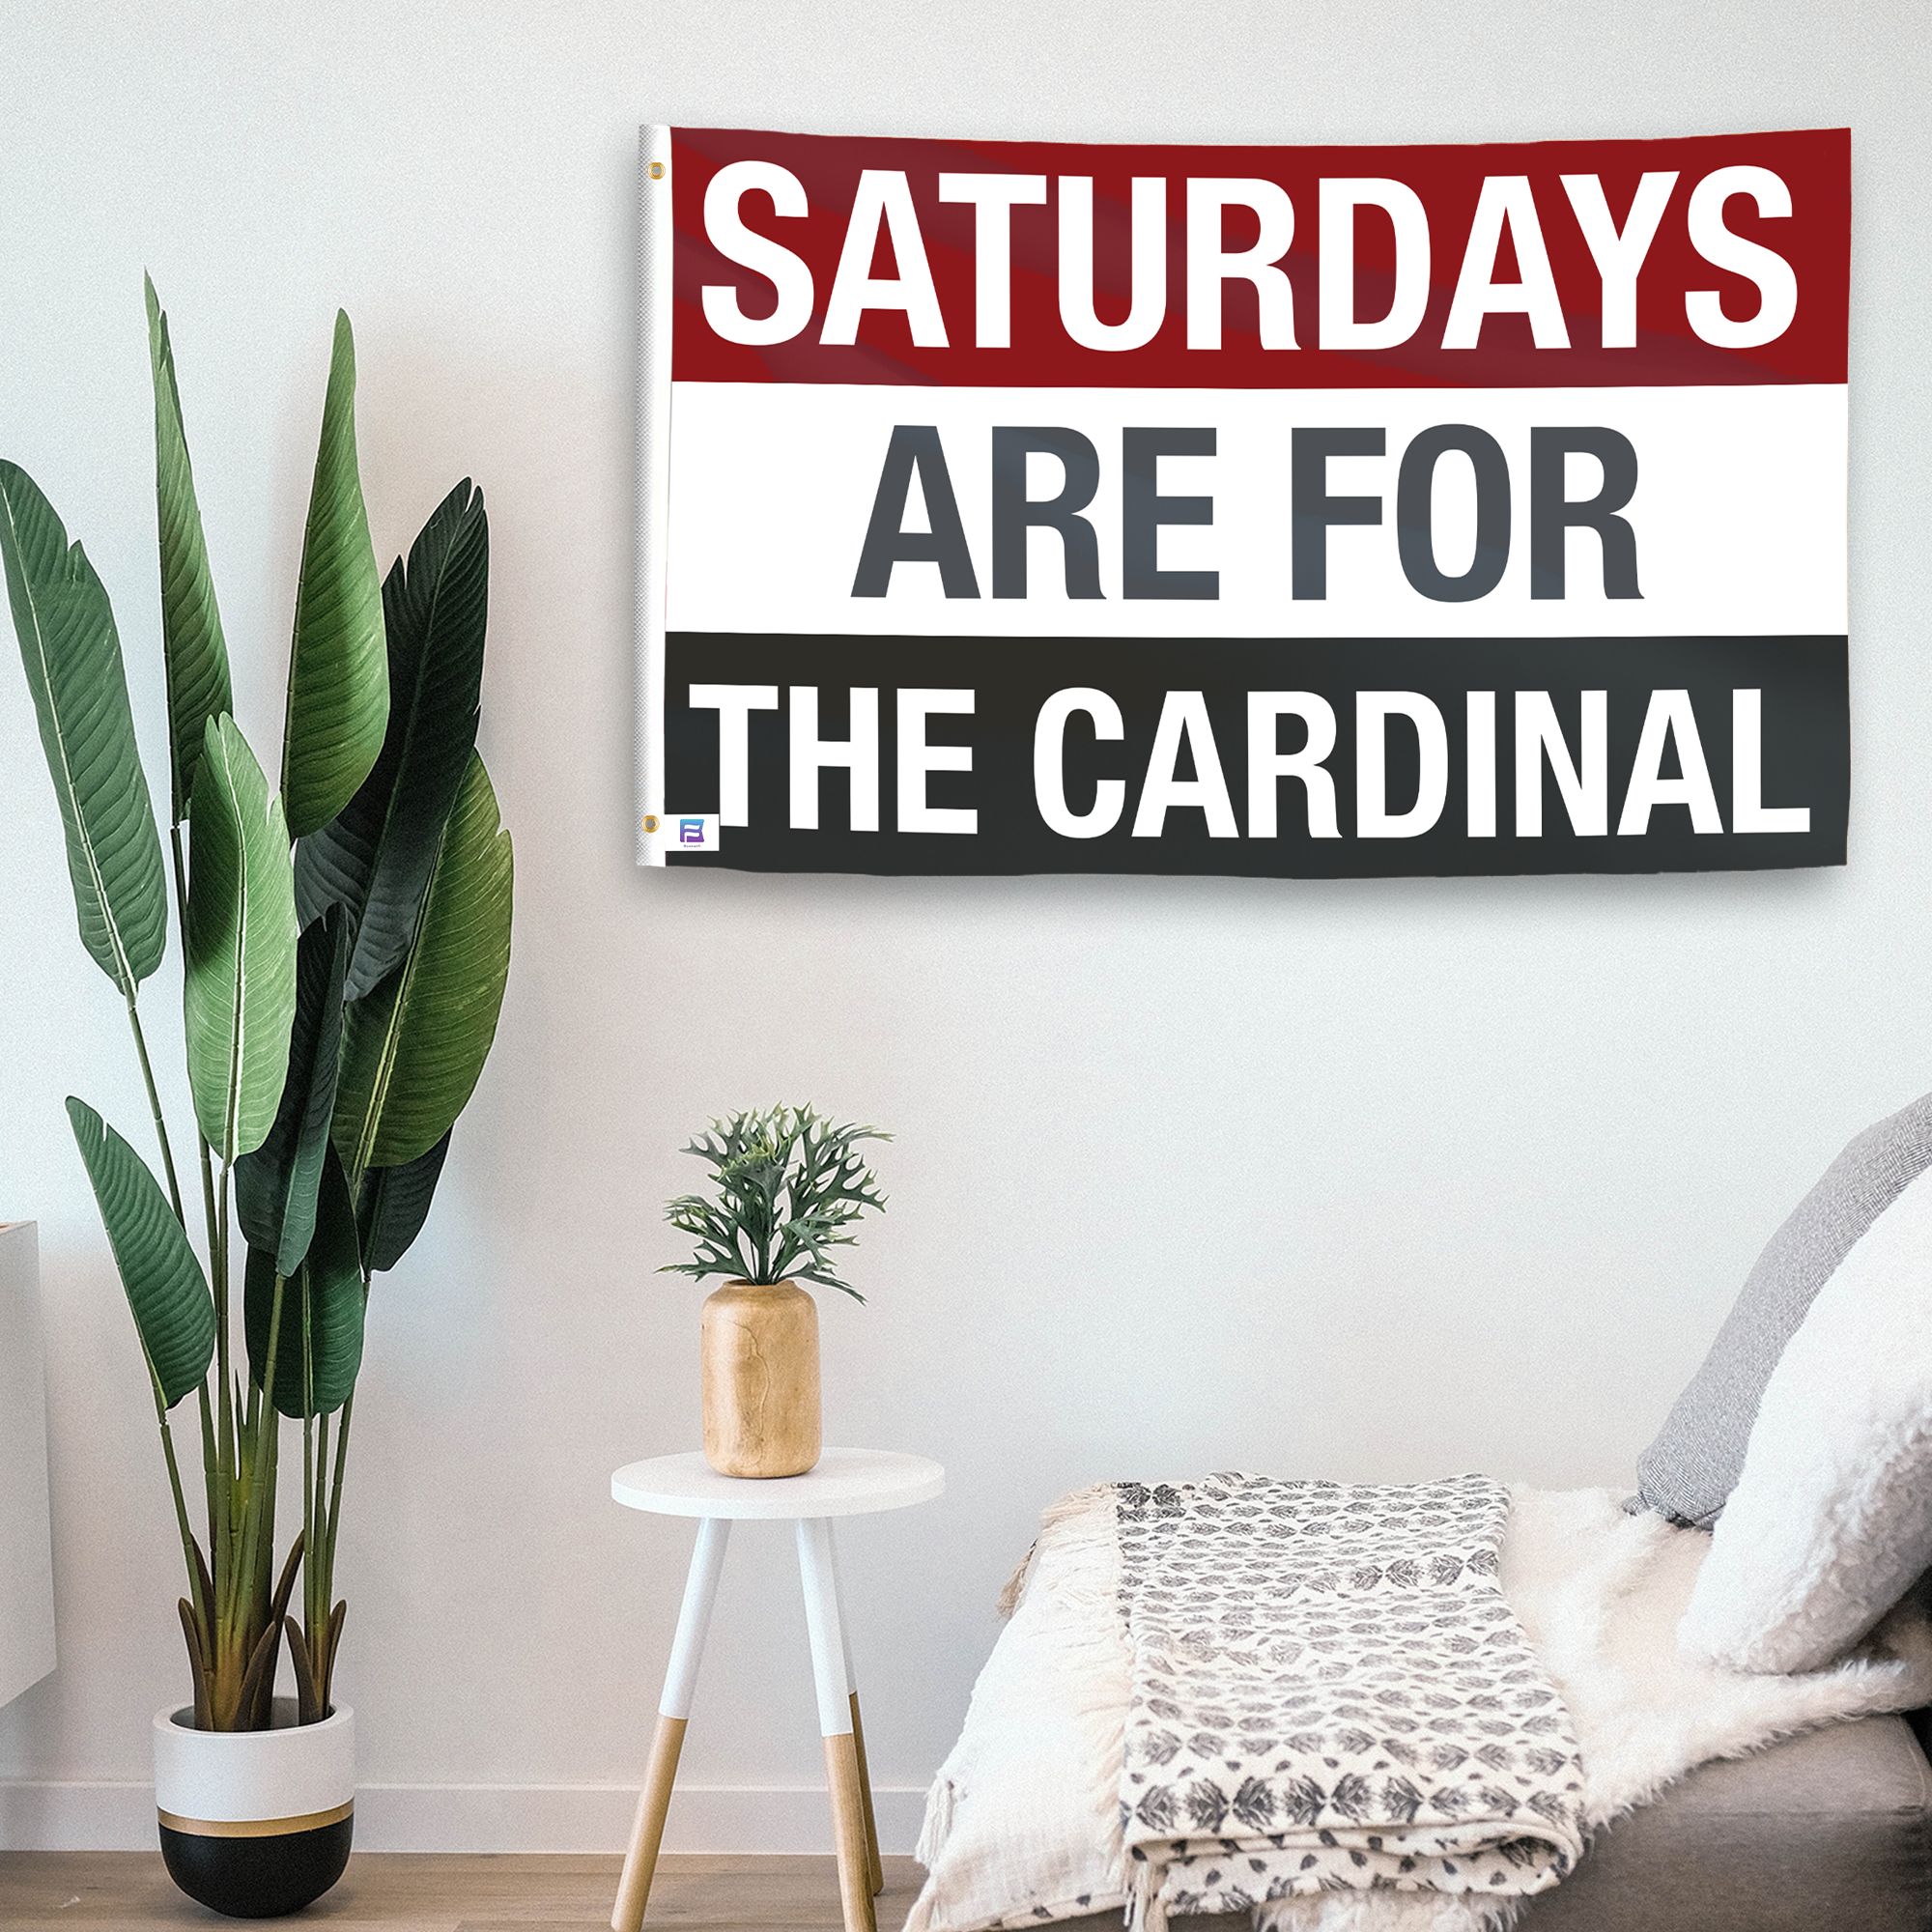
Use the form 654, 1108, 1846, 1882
1633, 1091, 1932, 1530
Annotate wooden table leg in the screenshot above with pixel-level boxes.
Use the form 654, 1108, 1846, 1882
611, 1517, 731, 1932
612, 1715, 685, 1932
847, 1691, 884, 1895
797, 1518, 876, 1932
827, 1533, 885, 1896
823, 1729, 876, 1931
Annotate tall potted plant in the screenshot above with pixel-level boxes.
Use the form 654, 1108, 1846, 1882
3, 280, 513, 1916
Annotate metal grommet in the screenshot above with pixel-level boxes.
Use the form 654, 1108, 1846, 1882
641, 813, 660, 834
648, 161, 666, 182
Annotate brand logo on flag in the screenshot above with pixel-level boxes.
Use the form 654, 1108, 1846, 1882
662, 813, 720, 852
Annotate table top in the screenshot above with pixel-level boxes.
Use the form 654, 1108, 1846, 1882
611, 1447, 945, 1520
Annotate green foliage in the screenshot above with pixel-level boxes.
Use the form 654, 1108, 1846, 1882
663, 1105, 890, 1302
235, 908, 349, 1276
296, 479, 488, 1000
243, 1149, 365, 1420
356, 1131, 451, 1274
0, 460, 169, 997
66, 1098, 215, 1408
332, 752, 514, 1176
1, 283, 513, 1731
183, 715, 300, 1165
146, 275, 233, 825
281, 312, 387, 839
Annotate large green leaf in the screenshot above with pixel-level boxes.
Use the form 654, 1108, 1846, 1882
243, 1147, 364, 1419
0, 462, 168, 994
355, 1130, 451, 1274
281, 311, 387, 839
333, 753, 512, 1176
296, 479, 488, 998
145, 275, 233, 825
235, 907, 349, 1274
184, 715, 299, 1163
67, 1097, 214, 1408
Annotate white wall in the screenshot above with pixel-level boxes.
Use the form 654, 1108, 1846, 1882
2, 0, 1928, 1855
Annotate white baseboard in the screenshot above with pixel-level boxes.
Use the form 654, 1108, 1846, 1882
0, 1779, 930, 1855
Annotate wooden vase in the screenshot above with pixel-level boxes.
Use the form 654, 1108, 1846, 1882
700, 1280, 821, 1478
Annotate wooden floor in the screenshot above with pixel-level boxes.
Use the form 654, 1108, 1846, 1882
0, 1852, 925, 1932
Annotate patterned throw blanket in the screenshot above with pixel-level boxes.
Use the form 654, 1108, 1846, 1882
1115, 1474, 1585, 1929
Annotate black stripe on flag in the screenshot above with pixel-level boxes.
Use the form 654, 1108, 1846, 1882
664, 632, 1846, 878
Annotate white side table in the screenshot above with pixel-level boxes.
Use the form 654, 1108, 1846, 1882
609, 1447, 945, 1932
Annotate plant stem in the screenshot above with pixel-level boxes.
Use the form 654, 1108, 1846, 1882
162, 822, 224, 1717
301, 1409, 314, 1663
231, 1270, 285, 1672
195, 1380, 220, 1604
310, 1408, 328, 1643
313, 1353, 359, 1713
124, 996, 184, 1225
301, 1298, 317, 1653
167, 821, 226, 1578
325, 1387, 353, 1571
154, 1381, 208, 1638
195, 1133, 220, 1288
214, 1164, 234, 1601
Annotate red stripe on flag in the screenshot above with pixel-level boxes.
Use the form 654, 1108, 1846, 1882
668, 127, 1848, 390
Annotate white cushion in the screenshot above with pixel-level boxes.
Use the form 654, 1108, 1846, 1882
1678, 1164, 1932, 1673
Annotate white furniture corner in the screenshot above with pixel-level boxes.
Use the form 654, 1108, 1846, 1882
0, 1222, 57, 1707
608, 1447, 945, 1932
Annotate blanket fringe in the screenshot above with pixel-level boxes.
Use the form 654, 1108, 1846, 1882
1125, 1857, 1166, 1932
914, 1774, 955, 1868
997, 1481, 1119, 1617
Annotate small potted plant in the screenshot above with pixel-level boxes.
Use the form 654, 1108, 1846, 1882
3, 282, 512, 1916
663, 1107, 889, 1478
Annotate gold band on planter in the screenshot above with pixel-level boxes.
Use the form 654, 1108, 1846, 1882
157, 1800, 354, 1838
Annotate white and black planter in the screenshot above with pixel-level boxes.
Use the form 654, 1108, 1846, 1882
153, 1699, 354, 1918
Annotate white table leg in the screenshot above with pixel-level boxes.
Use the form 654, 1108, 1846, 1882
797, 1519, 877, 1932
611, 1517, 731, 1932
828, 1530, 884, 1894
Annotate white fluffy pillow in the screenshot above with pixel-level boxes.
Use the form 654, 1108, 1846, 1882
1678, 1163, 1932, 1673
